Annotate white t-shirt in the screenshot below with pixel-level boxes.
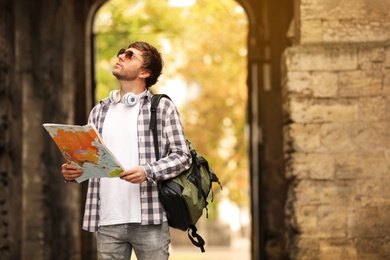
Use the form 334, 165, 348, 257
99, 96, 143, 226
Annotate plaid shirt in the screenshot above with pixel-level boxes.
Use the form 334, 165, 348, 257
82, 89, 191, 232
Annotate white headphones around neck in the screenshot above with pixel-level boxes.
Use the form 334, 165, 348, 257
109, 90, 138, 107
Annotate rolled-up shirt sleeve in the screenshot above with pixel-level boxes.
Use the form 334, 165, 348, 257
141, 97, 192, 182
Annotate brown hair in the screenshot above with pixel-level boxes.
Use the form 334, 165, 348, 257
128, 41, 164, 88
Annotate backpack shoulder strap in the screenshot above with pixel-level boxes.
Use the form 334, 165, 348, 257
150, 94, 171, 161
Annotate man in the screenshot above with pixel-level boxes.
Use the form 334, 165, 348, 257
61, 41, 192, 259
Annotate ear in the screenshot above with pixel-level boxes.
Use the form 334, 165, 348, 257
139, 69, 151, 79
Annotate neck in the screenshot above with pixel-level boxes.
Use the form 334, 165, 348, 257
119, 80, 146, 95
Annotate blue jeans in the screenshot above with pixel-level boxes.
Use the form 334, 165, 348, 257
97, 222, 170, 260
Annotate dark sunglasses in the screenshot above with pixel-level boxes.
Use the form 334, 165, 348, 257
117, 49, 143, 63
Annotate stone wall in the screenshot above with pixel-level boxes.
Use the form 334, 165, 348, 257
0, 0, 99, 258
283, 43, 390, 259
283, 0, 390, 258
0, 0, 23, 259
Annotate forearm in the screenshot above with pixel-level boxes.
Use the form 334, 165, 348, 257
143, 151, 191, 182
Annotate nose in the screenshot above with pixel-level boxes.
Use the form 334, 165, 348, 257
117, 52, 126, 60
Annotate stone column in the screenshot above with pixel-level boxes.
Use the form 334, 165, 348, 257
283, 0, 390, 258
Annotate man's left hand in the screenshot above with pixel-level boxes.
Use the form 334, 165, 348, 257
119, 166, 147, 184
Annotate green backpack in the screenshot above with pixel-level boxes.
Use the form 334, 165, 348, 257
150, 94, 222, 253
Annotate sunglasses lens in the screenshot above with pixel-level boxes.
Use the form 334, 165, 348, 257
117, 49, 135, 60
117, 49, 126, 57
117, 49, 141, 63
125, 51, 133, 59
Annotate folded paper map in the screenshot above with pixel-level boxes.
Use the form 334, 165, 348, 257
43, 123, 124, 183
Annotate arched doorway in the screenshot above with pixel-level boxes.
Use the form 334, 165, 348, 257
91, 0, 250, 259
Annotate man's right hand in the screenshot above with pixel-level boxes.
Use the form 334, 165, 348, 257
61, 163, 83, 181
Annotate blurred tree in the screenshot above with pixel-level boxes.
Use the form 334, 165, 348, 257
94, 0, 248, 218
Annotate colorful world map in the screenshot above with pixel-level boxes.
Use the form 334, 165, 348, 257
53, 128, 100, 166
43, 124, 124, 183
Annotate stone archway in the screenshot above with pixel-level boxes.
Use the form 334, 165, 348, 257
89, 0, 294, 259
91, 0, 252, 257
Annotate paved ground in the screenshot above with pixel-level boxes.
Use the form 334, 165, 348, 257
169, 237, 250, 260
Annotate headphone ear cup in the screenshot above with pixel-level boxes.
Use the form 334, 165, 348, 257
109, 90, 121, 103
123, 93, 138, 107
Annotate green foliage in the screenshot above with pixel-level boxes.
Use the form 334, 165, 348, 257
94, 0, 249, 217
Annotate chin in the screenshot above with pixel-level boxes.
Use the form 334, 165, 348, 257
112, 70, 120, 78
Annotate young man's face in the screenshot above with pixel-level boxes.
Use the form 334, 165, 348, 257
112, 48, 144, 81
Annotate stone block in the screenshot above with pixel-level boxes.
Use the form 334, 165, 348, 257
319, 239, 357, 260
338, 70, 382, 97
322, 20, 363, 43
287, 153, 335, 180
300, 0, 365, 20
320, 123, 356, 152
365, 0, 390, 20
358, 47, 385, 69
290, 237, 319, 260
349, 122, 389, 150
321, 122, 389, 152
317, 181, 355, 206
355, 238, 390, 259
285, 46, 358, 71
356, 178, 390, 206
317, 206, 347, 238
294, 180, 355, 207
300, 19, 323, 43
284, 71, 338, 97
348, 207, 390, 238
334, 152, 387, 179
284, 71, 312, 94
358, 97, 387, 121
322, 19, 390, 43
311, 72, 338, 97
285, 124, 323, 152
289, 97, 358, 123
294, 206, 318, 236
294, 180, 322, 206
